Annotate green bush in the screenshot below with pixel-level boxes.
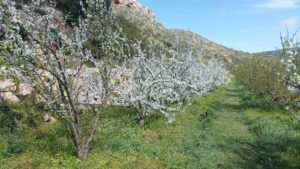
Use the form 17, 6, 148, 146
231, 57, 298, 106
2, 136, 24, 158
54, 0, 112, 25
0, 100, 18, 134
0, 98, 43, 134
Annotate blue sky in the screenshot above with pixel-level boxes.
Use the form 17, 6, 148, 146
139, 0, 300, 53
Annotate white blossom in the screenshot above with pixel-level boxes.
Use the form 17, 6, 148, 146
280, 31, 300, 92
113, 41, 228, 124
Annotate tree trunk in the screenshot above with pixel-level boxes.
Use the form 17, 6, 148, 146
138, 111, 145, 126
137, 101, 146, 126
76, 145, 88, 161
69, 107, 102, 161
70, 124, 89, 161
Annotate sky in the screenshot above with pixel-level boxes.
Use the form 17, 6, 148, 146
139, 0, 300, 53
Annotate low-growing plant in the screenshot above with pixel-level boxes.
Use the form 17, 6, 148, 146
0, 99, 17, 134
1, 136, 24, 158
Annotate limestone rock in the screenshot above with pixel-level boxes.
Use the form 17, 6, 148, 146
43, 113, 56, 123
0, 79, 17, 92
36, 94, 46, 103
127, 2, 139, 9
0, 92, 20, 103
18, 83, 33, 96
53, 10, 70, 33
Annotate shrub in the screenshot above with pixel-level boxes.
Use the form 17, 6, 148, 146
231, 57, 297, 106
0, 100, 17, 134
0, 99, 43, 134
2, 136, 24, 158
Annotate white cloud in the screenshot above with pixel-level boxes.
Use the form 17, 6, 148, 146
281, 17, 299, 28
255, 0, 299, 9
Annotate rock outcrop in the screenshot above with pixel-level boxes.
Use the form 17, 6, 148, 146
0, 79, 17, 92
0, 67, 102, 104
0, 78, 36, 103
112, 0, 156, 21
17, 83, 33, 96
113, 0, 124, 4
0, 79, 19, 103
44, 113, 56, 123
0, 92, 20, 103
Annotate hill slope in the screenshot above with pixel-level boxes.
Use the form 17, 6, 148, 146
112, 0, 251, 61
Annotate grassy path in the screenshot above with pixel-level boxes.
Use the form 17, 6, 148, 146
182, 83, 300, 169
179, 84, 261, 169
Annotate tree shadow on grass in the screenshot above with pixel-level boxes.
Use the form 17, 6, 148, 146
225, 88, 247, 98
209, 88, 300, 169
225, 85, 285, 113
235, 136, 300, 169
209, 100, 241, 113
33, 124, 75, 156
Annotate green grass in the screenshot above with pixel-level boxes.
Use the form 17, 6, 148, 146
0, 83, 299, 169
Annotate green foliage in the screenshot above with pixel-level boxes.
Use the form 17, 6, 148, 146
1, 136, 24, 158
232, 57, 297, 106
53, 0, 83, 24
15, 2, 23, 10
54, 0, 112, 25
0, 100, 18, 134
244, 109, 300, 169
0, 98, 43, 135
15, 0, 32, 4
114, 15, 154, 48
241, 95, 279, 111
83, 60, 96, 68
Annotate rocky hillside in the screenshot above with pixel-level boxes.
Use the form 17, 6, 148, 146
253, 50, 280, 58
112, 0, 251, 61
0, 0, 249, 103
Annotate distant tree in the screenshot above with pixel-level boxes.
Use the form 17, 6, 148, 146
103, 0, 111, 12
54, 0, 112, 25
232, 56, 295, 106
55, 0, 85, 24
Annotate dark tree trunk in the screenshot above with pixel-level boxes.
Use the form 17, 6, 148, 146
138, 111, 145, 126
136, 101, 146, 126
